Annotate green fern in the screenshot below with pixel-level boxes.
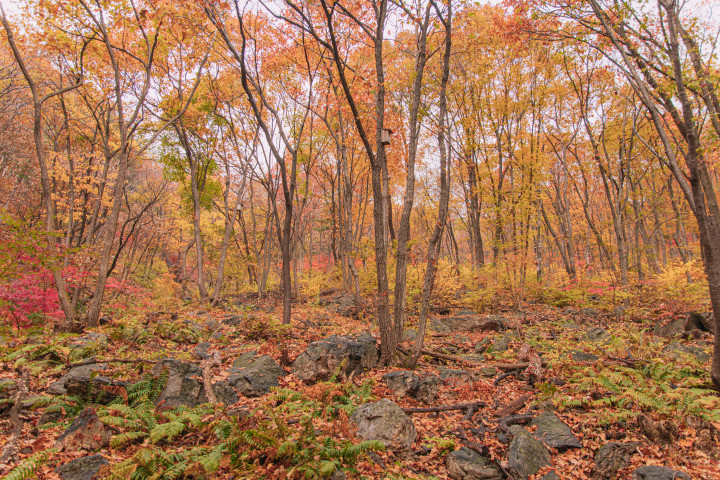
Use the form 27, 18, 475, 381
3, 449, 57, 480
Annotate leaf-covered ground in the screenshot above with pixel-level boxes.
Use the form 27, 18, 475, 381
1, 296, 719, 479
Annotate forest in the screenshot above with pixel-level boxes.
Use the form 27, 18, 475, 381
0, 0, 718, 478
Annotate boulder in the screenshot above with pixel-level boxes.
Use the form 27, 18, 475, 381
319, 293, 361, 317
47, 361, 108, 396
591, 442, 640, 480
507, 425, 551, 480
195, 342, 211, 360
383, 371, 438, 404
292, 333, 378, 383
55, 408, 111, 452
660, 342, 710, 362
55, 455, 109, 480
653, 317, 686, 338
212, 382, 239, 406
65, 376, 127, 405
531, 412, 582, 450
489, 332, 518, 353
402, 329, 418, 343
150, 358, 207, 408
684, 311, 715, 335
68, 333, 108, 351
431, 314, 505, 333
439, 368, 475, 385
582, 327, 611, 344
637, 414, 678, 444
222, 351, 283, 397
572, 351, 599, 362
0, 378, 17, 414
223, 313, 255, 326
0, 377, 17, 398
446, 447, 503, 480
351, 398, 417, 450
474, 338, 491, 354
632, 466, 691, 480
539, 472, 560, 480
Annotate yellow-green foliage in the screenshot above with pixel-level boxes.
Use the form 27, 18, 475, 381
559, 362, 720, 423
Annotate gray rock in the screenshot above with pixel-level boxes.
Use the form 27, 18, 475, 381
531, 412, 582, 450
40, 408, 64, 424
0, 377, 17, 397
581, 308, 599, 317
292, 333, 378, 383
203, 319, 220, 330
150, 358, 207, 408
431, 318, 452, 333
351, 398, 417, 450
439, 368, 475, 385
582, 327, 611, 344
539, 472, 560, 480
223, 351, 283, 397
65, 376, 127, 405
68, 333, 108, 350
489, 332, 518, 353
383, 371, 438, 404
572, 351, 599, 362
55, 408, 111, 452
47, 362, 108, 396
431, 314, 505, 333
474, 338, 492, 354
632, 465, 691, 480
653, 317, 686, 338
592, 442, 640, 480
661, 342, 710, 362
195, 342, 211, 359
446, 447, 503, 480
507, 425, 551, 480
67, 333, 108, 359
684, 312, 714, 334
222, 314, 247, 326
319, 293, 360, 317
55, 455, 108, 480
402, 329, 418, 343
211, 379, 238, 405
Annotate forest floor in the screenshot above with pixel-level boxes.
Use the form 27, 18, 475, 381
0, 292, 719, 480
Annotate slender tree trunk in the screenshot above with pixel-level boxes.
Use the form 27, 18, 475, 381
393, 4, 432, 352
411, 0, 452, 368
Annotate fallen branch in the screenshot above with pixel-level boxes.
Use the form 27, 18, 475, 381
594, 346, 647, 367
402, 400, 486, 415
495, 395, 528, 418
67, 358, 159, 368
498, 413, 535, 432
0, 368, 29, 463
397, 346, 475, 365
487, 361, 546, 370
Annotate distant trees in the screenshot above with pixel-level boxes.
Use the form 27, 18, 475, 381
535, 0, 720, 388
1, 0, 718, 386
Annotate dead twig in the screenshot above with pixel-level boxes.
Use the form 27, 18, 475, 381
402, 400, 486, 415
